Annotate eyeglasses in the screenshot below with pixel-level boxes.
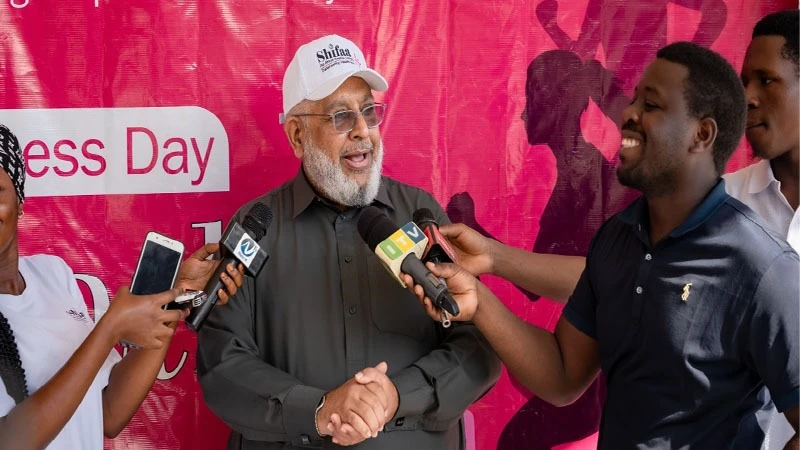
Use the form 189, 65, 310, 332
292, 103, 387, 133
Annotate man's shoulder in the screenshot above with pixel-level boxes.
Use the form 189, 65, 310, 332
722, 160, 768, 199
721, 197, 790, 247
716, 197, 796, 269
722, 160, 759, 182
379, 176, 446, 220
232, 179, 294, 220
594, 201, 639, 240
381, 176, 436, 198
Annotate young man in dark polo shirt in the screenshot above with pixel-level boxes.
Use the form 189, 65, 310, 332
406, 42, 799, 448
431, 9, 800, 449
196, 35, 500, 450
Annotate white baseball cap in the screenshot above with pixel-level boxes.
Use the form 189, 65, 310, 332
279, 34, 388, 124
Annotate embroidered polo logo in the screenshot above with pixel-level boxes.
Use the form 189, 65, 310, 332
681, 283, 692, 302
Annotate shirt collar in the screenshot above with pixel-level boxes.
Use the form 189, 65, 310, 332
291, 167, 394, 218
747, 159, 778, 195
618, 179, 730, 240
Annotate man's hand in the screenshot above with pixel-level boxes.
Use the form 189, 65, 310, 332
103, 287, 186, 348
401, 262, 481, 322
315, 370, 390, 445
439, 223, 495, 276
322, 362, 396, 446
353, 362, 398, 422
174, 243, 244, 305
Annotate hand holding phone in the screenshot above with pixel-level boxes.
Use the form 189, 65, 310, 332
108, 287, 185, 349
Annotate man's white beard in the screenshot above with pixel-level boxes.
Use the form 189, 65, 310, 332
302, 138, 383, 207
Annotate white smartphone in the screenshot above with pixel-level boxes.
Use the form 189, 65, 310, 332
130, 231, 185, 299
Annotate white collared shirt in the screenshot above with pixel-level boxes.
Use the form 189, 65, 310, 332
724, 159, 800, 251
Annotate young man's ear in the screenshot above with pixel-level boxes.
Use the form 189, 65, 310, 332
284, 117, 305, 159
691, 117, 718, 154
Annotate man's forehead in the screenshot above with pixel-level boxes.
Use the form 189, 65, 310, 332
743, 35, 792, 70
747, 35, 787, 52
636, 59, 688, 96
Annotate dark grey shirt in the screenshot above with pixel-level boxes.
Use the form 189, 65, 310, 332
563, 180, 800, 449
197, 170, 500, 450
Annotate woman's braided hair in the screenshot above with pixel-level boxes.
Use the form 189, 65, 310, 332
0, 125, 29, 404
0, 312, 28, 404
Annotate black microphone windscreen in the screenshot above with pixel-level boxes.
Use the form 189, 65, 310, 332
357, 206, 397, 251
242, 202, 272, 241
412, 208, 438, 228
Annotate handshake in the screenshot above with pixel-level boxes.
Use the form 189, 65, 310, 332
316, 362, 399, 446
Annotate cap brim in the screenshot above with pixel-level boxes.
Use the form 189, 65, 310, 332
306, 69, 388, 101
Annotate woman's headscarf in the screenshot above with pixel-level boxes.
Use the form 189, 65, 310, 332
0, 124, 26, 204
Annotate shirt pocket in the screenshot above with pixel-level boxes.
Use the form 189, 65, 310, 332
678, 283, 734, 358
366, 260, 435, 341
676, 283, 738, 399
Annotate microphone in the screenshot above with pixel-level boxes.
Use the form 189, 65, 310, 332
186, 202, 273, 331
412, 208, 458, 264
357, 206, 459, 317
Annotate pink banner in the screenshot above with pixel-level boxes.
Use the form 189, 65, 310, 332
0, 1, 792, 448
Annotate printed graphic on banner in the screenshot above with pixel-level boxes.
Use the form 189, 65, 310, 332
0, 107, 229, 196
2, 1, 787, 449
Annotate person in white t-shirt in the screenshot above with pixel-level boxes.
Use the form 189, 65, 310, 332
0, 124, 244, 450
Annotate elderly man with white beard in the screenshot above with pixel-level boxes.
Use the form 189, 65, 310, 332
196, 35, 500, 450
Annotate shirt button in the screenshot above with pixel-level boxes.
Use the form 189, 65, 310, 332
348, 306, 357, 315
645, 253, 652, 261
344, 256, 353, 263
635, 286, 643, 295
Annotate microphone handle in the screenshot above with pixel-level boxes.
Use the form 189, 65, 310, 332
400, 254, 460, 316
186, 255, 237, 332
425, 250, 453, 265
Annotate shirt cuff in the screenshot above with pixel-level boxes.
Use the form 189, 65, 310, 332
562, 304, 597, 339
390, 366, 435, 420
282, 384, 327, 446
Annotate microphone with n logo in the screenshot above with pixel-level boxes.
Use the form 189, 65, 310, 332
186, 203, 273, 331
357, 206, 459, 317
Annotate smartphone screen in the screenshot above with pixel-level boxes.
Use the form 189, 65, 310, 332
130, 237, 183, 295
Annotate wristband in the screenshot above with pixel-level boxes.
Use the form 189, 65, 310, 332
314, 394, 326, 438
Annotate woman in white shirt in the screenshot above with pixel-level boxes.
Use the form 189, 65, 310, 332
0, 124, 242, 449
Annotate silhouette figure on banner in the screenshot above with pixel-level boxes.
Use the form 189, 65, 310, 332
448, 51, 636, 303
536, 0, 727, 92
447, 52, 634, 449
519, 50, 637, 303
